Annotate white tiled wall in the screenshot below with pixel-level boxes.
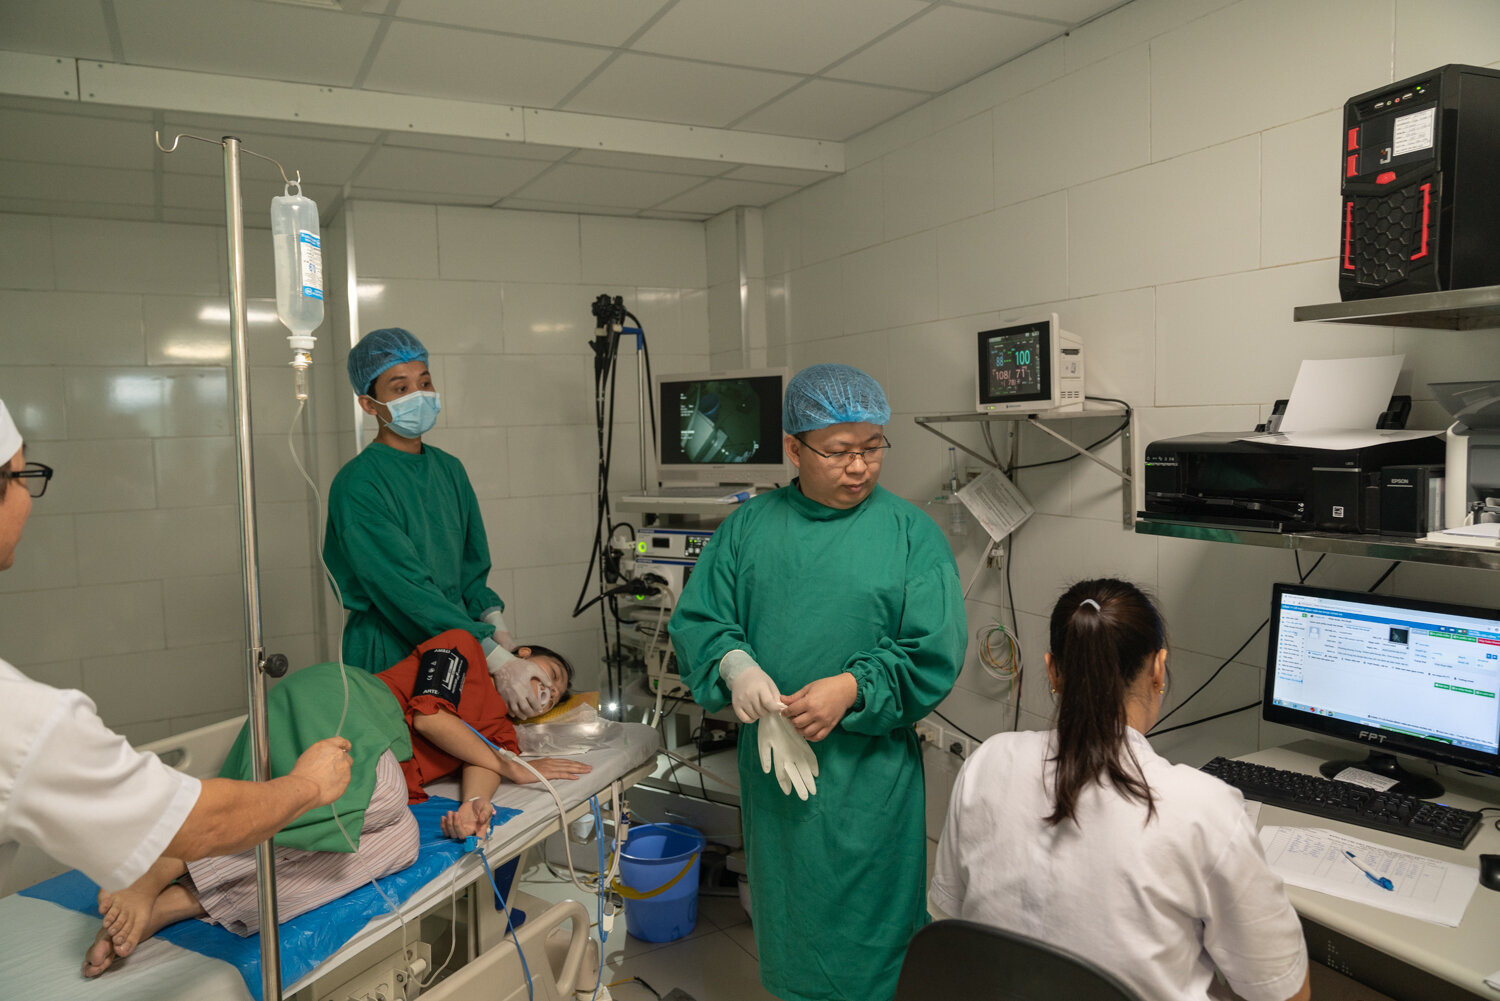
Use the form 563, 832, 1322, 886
757, 0, 1500, 800
0, 210, 347, 744
0, 199, 710, 738
347, 201, 711, 691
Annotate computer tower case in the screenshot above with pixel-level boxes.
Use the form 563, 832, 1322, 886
1339, 64, 1500, 301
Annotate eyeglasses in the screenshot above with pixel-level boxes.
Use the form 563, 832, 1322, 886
3, 461, 53, 498
794, 434, 892, 468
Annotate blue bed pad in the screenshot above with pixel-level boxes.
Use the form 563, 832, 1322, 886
21, 796, 522, 1001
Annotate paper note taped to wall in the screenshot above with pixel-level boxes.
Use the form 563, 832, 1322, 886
957, 469, 1033, 543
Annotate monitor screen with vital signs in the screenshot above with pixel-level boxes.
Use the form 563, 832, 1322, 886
1264, 582, 1500, 776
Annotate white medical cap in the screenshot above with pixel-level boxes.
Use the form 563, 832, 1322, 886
0, 399, 21, 463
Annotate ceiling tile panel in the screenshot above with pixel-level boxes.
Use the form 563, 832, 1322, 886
0, 0, 115, 60
164, 173, 341, 214
362, 21, 610, 107
735, 79, 929, 140
354, 146, 552, 199
633, 0, 926, 74
499, 198, 639, 217
346, 186, 497, 207
159, 132, 371, 186
564, 52, 800, 128
961, 0, 1121, 23
392, 0, 669, 46
0, 162, 154, 205
654, 178, 798, 214
830, 6, 1058, 92
512, 163, 705, 209
0, 197, 156, 222
113, 0, 380, 87
0, 109, 158, 169
0, 97, 154, 121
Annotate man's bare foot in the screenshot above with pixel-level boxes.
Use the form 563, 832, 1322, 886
97, 857, 187, 957
82, 882, 205, 977
82, 927, 117, 978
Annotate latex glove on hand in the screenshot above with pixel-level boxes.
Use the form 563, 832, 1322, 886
482, 608, 518, 654
718, 650, 786, 723
757, 712, 819, 800
492, 657, 553, 720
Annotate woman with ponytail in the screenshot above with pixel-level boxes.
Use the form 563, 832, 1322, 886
931, 579, 1310, 1001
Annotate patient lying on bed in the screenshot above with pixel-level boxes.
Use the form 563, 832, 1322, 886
83, 629, 591, 978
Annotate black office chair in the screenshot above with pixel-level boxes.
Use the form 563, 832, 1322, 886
894, 919, 1148, 1001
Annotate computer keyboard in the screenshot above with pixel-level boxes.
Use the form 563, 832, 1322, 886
1200, 757, 1483, 849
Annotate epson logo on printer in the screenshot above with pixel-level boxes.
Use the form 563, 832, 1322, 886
1389, 477, 1412, 485
1358, 731, 1389, 744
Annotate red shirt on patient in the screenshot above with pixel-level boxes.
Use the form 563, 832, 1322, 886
377, 628, 518, 802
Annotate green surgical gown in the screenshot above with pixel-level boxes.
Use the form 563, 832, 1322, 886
669, 482, 965, 1001
324, 442, 503, 673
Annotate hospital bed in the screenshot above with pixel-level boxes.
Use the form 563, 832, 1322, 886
0, 715, 661, 1001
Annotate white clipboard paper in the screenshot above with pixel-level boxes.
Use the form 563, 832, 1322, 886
956, 469, 1034, 543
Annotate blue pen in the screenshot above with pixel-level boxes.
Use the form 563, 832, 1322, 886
1343, 850, 1395, 890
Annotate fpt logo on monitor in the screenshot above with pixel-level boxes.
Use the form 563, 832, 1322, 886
1358, 731, 1389, 744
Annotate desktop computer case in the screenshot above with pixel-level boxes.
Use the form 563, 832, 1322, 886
1339, 64, 1500, 301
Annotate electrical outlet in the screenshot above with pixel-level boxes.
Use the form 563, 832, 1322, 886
915, 719, 942, 747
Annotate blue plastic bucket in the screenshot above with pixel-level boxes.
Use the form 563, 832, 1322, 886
617, 823, 705, 942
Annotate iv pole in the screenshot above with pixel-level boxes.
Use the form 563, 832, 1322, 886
156, 131, 296, 1001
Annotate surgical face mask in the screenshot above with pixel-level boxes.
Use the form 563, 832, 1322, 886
374, 389, 440, 438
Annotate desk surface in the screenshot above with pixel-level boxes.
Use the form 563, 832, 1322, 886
1241, 741, 1500, 998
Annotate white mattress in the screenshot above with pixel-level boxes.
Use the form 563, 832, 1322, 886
0, 722, 660, 1001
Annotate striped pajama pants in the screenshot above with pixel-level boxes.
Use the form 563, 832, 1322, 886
184, 749, 420, 936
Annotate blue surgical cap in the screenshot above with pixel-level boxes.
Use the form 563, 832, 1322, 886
347, 328, 429, 394
783, 363, 891, 434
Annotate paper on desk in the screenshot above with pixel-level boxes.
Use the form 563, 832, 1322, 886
1259, 826, 1478, 926
1332, 767, 1400, 792
956, 468, 1033, 543
1279, 355, 1405, 432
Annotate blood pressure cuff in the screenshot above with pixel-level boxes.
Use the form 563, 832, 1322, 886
412, 645, 468, 706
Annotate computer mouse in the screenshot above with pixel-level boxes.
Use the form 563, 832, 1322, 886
1479, 854, 1500, 892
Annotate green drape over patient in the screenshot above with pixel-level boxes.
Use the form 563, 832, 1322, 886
218, 664, 411, 853
670, 483, 965, 1001
324, 441, 503, 674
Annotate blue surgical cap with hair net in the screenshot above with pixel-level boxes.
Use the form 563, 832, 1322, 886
347, 327, 429, 395
782, 363, 891, 434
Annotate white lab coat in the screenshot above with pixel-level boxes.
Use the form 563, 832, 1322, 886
0, 659, 200, 895
932, 728, 1307, 1001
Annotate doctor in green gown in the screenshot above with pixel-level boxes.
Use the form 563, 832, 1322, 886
670, 364, 966, 1001
324, 329, 550, 718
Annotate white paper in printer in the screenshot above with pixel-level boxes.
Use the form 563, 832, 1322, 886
1239, 354, 1437, 450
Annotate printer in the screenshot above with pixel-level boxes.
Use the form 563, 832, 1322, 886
1142, 432, 1444, 533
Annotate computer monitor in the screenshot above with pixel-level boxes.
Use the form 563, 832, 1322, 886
1264, 582, 1500, 797
651, 368, 790, 489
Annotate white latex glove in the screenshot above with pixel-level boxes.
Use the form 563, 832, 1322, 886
718, 650, 785, 723
482, 608, 518, 653
757, 712, 819, 800
492, 657, 552, 720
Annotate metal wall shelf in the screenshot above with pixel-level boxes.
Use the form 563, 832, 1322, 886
1292, 284, 1500, 329
915, 404, 1135, 527
1134, 518, 1500, 572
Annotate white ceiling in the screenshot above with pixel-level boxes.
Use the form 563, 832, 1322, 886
0, 0, 1126, 225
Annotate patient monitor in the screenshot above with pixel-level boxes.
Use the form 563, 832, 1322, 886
976, 313, 1084, 414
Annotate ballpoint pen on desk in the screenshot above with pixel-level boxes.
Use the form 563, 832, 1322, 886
1343, 850, 1395, 890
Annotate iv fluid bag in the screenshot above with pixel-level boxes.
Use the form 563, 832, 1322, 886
271, 191, 324, 336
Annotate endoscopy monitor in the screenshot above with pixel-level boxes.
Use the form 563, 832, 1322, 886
651, 368, 790, 489
1264, 582, 1500, 795
975, 313, 1084, 414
